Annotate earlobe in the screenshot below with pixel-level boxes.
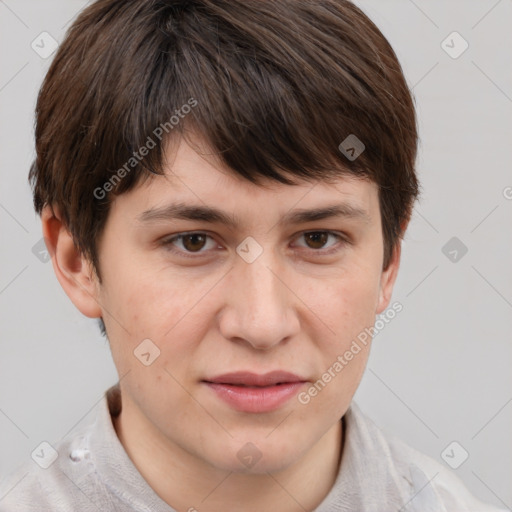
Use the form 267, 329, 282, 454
41, 205, 102, 319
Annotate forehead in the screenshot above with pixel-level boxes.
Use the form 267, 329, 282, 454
114, 135, 379, 226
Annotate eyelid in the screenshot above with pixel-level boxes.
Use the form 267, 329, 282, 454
161, 231, 222, 258
291, 230, 350, 253
161, 229, 350, 258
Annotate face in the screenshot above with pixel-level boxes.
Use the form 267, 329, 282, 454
77, 135, 399, 473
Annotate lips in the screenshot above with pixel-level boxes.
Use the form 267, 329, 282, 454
203, 371, 307, 413
204, 370, 305, 387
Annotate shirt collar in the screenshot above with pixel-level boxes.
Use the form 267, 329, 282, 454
90, 385, 443, 512
315, 402, 412, 512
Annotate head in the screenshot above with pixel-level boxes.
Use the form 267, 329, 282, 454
32, 0, 420, 474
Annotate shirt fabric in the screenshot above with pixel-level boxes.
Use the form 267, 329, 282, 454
0, 384, 505, 512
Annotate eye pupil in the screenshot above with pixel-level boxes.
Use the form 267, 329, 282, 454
305, 232, 328, 249
183, 233, 206, 252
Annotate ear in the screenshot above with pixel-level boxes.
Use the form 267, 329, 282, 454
376, 219, 409, 315
41, 205, 102, 319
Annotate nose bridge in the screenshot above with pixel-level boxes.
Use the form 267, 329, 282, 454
243, 254, 282, 314
220, 246, 299, 349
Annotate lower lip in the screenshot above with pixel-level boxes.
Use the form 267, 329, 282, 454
204, 382, 306, 413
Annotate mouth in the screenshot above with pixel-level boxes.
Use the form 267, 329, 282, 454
202, 371, 308, 413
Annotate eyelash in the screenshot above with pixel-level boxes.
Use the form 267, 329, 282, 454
161, 230, 350, 259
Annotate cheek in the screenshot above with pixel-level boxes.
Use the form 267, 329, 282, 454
301, 267, 379, 404
103, 263, 197, 332
309, 266, 380, 344
103, 268, 218, 372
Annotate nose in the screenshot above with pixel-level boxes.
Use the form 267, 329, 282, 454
218, 252, 301, 350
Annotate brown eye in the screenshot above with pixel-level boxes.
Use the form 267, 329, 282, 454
293, 231, 347, 254
303, 232, 329, 249
181, 233, 207, 252
163, 232, 218, 255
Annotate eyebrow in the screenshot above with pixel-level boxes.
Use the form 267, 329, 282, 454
137, 201, 371, 227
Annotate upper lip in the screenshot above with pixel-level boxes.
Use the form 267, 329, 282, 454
204, 371, 306, 387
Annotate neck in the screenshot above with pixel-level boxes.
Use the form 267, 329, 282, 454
113, 397, 343, 512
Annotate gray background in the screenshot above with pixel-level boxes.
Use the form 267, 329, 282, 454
1, 0, 511, 508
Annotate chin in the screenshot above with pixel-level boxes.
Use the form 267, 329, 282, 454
203, 436, 306, 475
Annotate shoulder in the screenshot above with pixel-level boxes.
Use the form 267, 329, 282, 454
0, 385, 125, 512
346, 403, 506, 512
1, 385, 172, 512
388, 435, 500, 511
0, 428, 98, 512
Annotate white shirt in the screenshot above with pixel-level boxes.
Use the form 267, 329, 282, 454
0, 384, 505, 511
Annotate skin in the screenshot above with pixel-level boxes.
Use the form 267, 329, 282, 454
42, 134, 404, 512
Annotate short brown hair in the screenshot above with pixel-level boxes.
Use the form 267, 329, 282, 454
30, 0, 420, 274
